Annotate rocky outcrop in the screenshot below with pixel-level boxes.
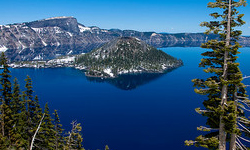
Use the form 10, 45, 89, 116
0, 16, 249, 61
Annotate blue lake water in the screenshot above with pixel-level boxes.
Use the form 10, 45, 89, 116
10, 47, 250, 150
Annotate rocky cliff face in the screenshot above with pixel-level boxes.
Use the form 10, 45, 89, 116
0, 17, 249, 61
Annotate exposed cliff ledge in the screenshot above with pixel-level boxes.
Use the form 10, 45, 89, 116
0, 16, 249, 61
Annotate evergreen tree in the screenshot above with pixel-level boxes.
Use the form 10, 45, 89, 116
185, 0, 249, 150
11, 78, 22, 121
105, 145, 110, 150
10, 78, 24, 148
33, 95, 43, 125
17, 92, 30, 149
43, 103, 56, 149
24, 75, 35, 116
35, 103, 56, 150
65, 121, 84, 150
23, 75, 39, 149
0, 52, 13, 148
54, 109, 65, 150
0, 60, 86, 149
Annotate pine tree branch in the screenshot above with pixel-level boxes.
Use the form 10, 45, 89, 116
238, 105, 250, 112
238, 117, 250, 124
195, 108, 214, 114
66, 120, 78, 149
237, 135, 250, 143
237, 97, 250, 102
235, 144, 242, 150
236, 137, 248, 150
237, 122, 250, 135
238, 119, 250, 125
237, 99, 250, 108
242, 76, 250, 80
235, 139, 247, 150
185, 140, 197, 146
197, 126, 218, 131
30, 113, 45, 150
199, 88, 212, 91
235, 142, 244, 150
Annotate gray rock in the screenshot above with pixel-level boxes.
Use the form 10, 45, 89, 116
0, 16, 249, 62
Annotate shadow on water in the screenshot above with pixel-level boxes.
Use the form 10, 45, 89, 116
85, 68, 177, 90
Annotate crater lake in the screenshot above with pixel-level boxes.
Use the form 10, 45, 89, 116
9, 47, 250, 150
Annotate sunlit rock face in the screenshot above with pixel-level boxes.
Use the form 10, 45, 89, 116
0, 16, 249, 61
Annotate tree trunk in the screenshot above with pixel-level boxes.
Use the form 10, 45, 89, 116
230, 87, 239, 150
219, 101, 227, 150
219, 0, 232, 149
30, 113, 45, 150
230, 133, 237, 150
1, 103, 5, 137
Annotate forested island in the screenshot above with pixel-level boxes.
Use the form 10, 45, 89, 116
75, 37, 182, 78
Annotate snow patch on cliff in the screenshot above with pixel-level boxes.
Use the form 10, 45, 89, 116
32, 27, 42, 33
41, 40, 47, 46
151, 33, 158, 36
67, 32, 73, 37
33, 55, 43, 60
78, 25, 91, 32
103, 68, 114, 77
0, 45, 8, 52
45, 16, 74, 20
48, 56, 75, 64
18, 41, 27, 49
101, 30, 108, 33
67, 50, 73, 54
54, 27, 63, 34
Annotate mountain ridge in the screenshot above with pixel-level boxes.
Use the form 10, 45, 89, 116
0, 16, 249, 61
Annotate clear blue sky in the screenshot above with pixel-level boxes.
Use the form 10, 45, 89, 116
1, 0, 249, 35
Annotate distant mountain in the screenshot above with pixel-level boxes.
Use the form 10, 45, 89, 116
0, 16, 249, 61
75, 37, 183, 78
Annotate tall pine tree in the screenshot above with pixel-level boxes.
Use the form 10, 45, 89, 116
54, 109, 64, 150
65, 121, 84, 150
185, 0, 249, 149
34, 103, 56, 149
23, 75, 39, 149
0, 52, 14, 148
10, 78, 24, 148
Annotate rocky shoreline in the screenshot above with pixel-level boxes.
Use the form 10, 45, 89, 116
8, 55, 183, 78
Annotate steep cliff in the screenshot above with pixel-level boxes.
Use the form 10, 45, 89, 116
0, 17, 249, 61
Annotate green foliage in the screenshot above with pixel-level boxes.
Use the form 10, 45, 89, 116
0, 54, 85, 149
53, 109, 64, 150
186, 0, 249, 149
36, 103, 56, 150
195, 135, 219, 149
65, 121, 84, 150
105, 145, 110, 150
0, 52, 14, 147
75, 38, 182, 77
